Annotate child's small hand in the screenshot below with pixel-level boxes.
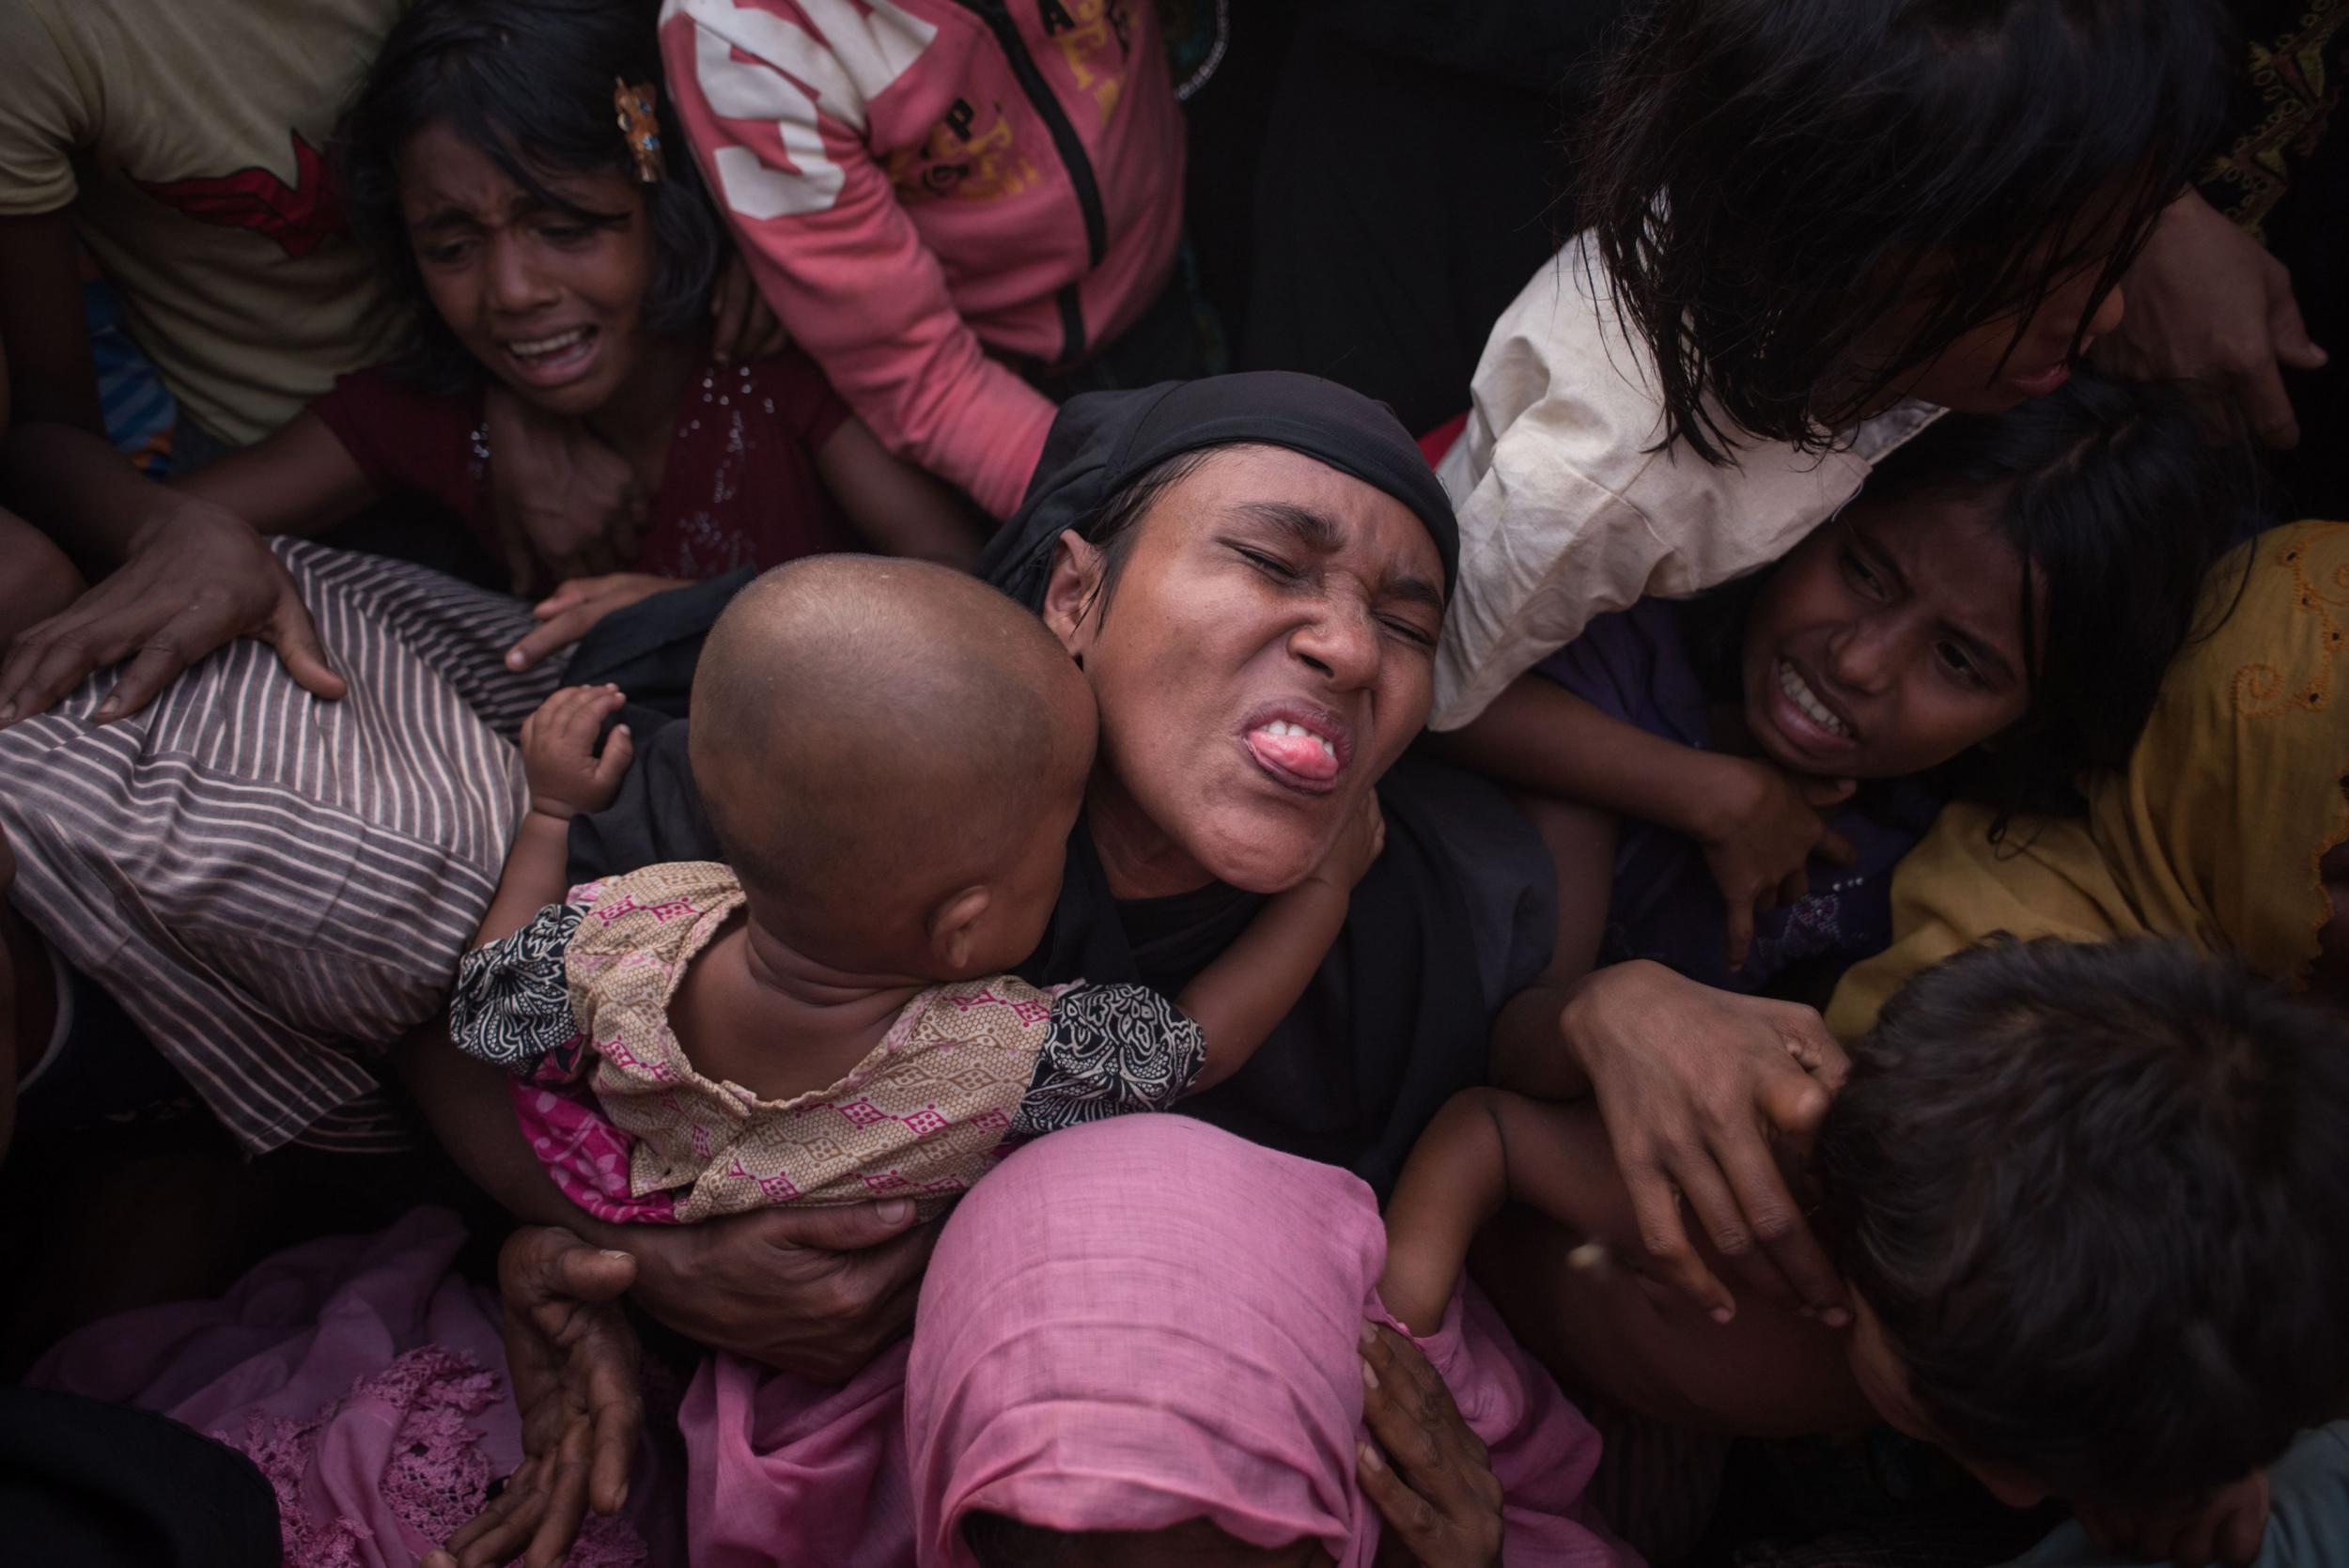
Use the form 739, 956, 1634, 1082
1306, 793, 1388, 893
1695, 754, 1858, 972
2077, 1469, 2270, 1568
520, 685, 633, 822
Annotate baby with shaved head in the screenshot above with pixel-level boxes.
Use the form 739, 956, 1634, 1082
449, 556, 1383, 1223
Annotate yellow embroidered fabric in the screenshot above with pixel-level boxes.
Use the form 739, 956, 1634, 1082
565, 862, 1054, 1220
1828, 521, 2349, 1039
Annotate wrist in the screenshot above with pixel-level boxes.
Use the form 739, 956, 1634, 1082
1673, 752, 1755, 844
125, 491, 240, 555
1557, 960, 1661, 1075
521, 802, 578, 831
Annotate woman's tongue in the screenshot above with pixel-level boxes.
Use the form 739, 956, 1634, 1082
1247, 721, 1339, 783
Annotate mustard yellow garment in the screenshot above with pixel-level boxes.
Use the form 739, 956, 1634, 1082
1827, 520, 2349, 1040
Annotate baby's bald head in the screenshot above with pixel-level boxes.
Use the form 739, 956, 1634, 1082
689, 556, 1095, 960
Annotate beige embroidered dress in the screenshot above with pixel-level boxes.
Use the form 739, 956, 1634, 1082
449, 862, 1205, 1223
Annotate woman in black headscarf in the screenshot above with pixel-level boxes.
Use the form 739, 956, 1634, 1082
400, 371, 1559, 1377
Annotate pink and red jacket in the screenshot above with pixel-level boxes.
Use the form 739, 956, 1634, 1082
660, 0, 1184, 517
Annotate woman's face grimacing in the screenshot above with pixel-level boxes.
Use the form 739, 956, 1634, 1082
1043, 445, 1445, 896
396, 120, 660, 420
1740, 492, 2037, 783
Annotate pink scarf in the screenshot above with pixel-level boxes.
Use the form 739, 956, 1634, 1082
684, 1114, 1638, 1567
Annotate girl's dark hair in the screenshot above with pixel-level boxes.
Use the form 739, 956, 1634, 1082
337, 0, 723, 391
1862, 371, 2255, 816
1814, 937, 2349, 1506
1580, 0, 2232, 463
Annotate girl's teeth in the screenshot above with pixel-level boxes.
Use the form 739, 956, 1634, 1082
1779, 660, 1850, 737
512, 327, 589, 358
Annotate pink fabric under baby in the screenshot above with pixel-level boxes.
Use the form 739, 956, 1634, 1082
683, 1112, 1641, 1567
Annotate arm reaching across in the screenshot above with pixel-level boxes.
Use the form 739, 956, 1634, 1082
1178, 793, 1383, 1092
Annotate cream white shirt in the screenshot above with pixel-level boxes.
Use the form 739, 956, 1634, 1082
1432, 232, 1941, 729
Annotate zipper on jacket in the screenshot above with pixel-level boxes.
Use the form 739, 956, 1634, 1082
952, 0, 1108, 363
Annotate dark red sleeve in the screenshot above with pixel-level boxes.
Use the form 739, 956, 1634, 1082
746, 348, 854, 453
307, 369, 490, 528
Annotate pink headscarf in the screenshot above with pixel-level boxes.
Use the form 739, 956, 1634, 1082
907, 1113, 1382, 1564
684, 1114, 1637, 1567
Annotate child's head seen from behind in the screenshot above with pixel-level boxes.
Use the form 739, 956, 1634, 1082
339, 0, 724, 411
1736, 374, 2246, 812
688, 557, 1097, 983
1815, 937, 2349, 1509
1584, 0, 2231, 461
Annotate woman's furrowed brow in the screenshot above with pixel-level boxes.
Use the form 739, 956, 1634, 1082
1228, 501, 1445, 609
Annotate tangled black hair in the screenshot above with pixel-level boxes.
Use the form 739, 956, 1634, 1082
1864, 371, 2257, 816
1579, 0, 2232, 463
336, 0, 723, 392
1814, 936, 2349, 1507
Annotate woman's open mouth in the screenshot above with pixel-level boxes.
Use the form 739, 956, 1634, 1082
1238, 704, 1353, 795
501, 324, 600, 388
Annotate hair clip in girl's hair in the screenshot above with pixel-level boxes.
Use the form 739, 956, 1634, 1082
615, 78, 665, 183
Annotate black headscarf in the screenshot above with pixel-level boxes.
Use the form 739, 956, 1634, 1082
567, 374, 1548, 1197
978, 371, 1458, 604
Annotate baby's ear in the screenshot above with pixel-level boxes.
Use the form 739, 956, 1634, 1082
927, 885, 994, 974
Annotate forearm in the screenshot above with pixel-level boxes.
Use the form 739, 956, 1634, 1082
1489, 979, 1594, 1099
392, 1023, 622, 1240
475, 813, 572, 947
1176, 878, 1348, 1090
0, 423, 179, 568
1384, 1089, 1626, 1335
1381, 1090, 1517, 1332
1438, 675, 1733, 840
815, 421, 985, 568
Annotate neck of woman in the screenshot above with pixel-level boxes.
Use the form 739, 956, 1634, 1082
1083, 771, 1218, 902
583, 326, 708, 492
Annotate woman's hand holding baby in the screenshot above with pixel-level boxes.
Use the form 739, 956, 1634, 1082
617, 1200, 941, 1380
1688, 754, 1855, 971
520, 685, 634, 823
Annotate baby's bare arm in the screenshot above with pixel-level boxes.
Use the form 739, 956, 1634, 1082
1381, 1089, 1627, 1334
1174, 878, 1349, 1092
1177, 795, 1382, 1092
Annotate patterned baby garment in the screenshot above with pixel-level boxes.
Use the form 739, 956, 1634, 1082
450, 862, 1204, 1221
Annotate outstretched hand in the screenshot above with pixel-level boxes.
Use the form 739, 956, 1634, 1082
2094, 188, 2326, 447
425, 1227, 643, 1568
0, 500, 343, 728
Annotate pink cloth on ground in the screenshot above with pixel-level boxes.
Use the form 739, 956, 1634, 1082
682, 1113, 1641, 1567
27, 1208, 646, 1568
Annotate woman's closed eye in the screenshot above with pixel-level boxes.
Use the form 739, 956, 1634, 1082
1232, 543, 1303, 581
1378, 612, 1439, 650
417, 237, 477, 267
